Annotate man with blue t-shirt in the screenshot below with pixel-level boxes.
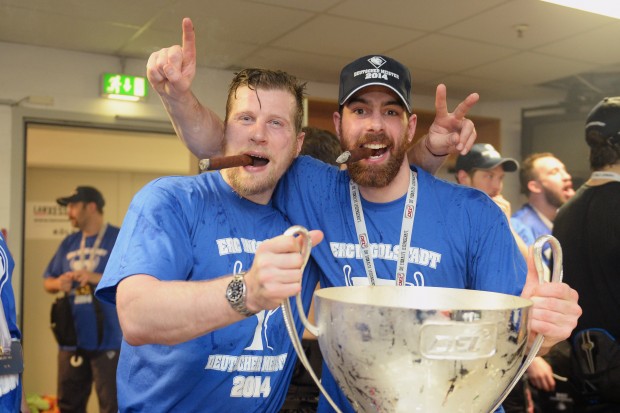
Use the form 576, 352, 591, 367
145, 18, 581, 413
43, 186, 121, 413
96, 68, 327, 412
273, 60, 579, 413
512, 152, 574, 267
511, 153, 576, 411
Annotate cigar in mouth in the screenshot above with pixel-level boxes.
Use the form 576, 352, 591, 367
199, 154, 254, 171
336, 147, 376, 165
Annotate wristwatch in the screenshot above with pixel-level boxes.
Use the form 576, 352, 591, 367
225, 273, 256, 317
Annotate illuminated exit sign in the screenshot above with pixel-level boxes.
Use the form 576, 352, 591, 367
101, 73, 147, 101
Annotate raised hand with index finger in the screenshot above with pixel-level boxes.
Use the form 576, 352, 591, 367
146, 17, 197, 100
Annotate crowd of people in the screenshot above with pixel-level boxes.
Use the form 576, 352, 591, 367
3, 15, 618, 413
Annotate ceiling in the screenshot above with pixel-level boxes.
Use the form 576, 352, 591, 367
2, 0, 620, 103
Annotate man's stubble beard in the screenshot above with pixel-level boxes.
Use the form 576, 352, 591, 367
223, 142, 297, 199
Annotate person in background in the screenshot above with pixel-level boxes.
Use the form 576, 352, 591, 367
0, 230, 30, 413
454, 143, 529, 258
512, 152, 575, 268
511, 152, 576, 412
553, 96, 620, 412
454, 143, 538, 413
43, 186, 121, 413
299, 126, 341, 166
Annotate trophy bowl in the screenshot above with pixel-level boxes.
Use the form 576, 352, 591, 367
281, 227, 561, 413
312, 285, 532, 413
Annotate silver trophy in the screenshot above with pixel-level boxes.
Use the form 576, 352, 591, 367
282, 227, 562, 413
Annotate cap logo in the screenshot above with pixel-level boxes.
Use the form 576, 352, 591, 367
368, 56, 387, 69
482, 149, 501, 160
352, 56, 400, 82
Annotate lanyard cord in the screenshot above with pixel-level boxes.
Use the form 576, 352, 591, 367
78, 223, 107, 272
349, 170, 418, 286
591, 171, 620, 182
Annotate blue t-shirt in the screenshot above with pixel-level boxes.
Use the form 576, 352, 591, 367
512, 203, 552, 267
274, 156, 527, 413
96, 172, 319, 413
43, 224, 122, 351
0, 234, 21, 412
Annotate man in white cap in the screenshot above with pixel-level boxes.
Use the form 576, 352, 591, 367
455, 143, 529, 257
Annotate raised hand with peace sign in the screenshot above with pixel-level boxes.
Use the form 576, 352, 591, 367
425, 84, 479, 157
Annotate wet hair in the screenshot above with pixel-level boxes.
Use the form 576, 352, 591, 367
584, 97, 620, 170
586, 129, 620, 170
300, 126, 341, 166
224, 68, 306, 133
519, 152, 555, 195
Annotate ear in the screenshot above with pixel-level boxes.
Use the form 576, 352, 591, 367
406, 114, 417, 144
332, 111, 342, 139
85, 201, 97, 213
456, 170, 471, 185
295, 130, 305, 156
527, 179, 542, 194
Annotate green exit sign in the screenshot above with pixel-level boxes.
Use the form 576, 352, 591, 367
101, 73, 147, 101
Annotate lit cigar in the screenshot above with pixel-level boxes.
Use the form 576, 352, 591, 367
199, 154, 254, 171
336, 147, 375, 165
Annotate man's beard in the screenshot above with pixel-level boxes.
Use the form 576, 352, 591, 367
542, 185, 566, 209
345, 133, 408, 188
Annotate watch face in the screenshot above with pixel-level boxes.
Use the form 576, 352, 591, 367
227, 279, 244, 303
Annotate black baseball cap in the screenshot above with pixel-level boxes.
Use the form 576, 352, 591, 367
338, 55, 412, 113
57, 186, 105, 208
455, 143, 519, 173
585, 96, 620, 146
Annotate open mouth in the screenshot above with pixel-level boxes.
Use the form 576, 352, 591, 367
248, 155, 269, 167
362, 143, 388, 158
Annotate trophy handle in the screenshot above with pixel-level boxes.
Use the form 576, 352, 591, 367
280, 226, 343, 413
488, 234, 563, 412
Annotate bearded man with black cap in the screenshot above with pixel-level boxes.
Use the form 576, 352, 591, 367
43, 185, 121, 413
553, 97, 620, 412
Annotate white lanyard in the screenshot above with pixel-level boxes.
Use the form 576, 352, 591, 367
349, 170, 418, 286
591, 171, 620, 182
78, 223, 107, 272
